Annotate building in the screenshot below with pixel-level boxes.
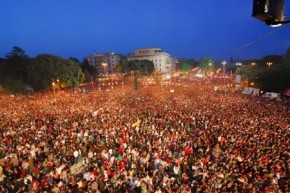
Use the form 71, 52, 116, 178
86, 53, 123, 74
127, 48, 177, 78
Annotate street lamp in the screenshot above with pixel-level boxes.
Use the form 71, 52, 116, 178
52, 82, 56, 97
102, 62, 108, 75
208, 62, 212, 69
267, 62, 273, 67
222, 61, 227, 85
57, 79, 60, 90
207, 62, 213, 76
222, 61, 226, 74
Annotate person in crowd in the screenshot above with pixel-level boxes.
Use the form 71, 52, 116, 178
0, 77, 289, 193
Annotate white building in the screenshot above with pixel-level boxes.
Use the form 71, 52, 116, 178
127, 48, 177, 77
86, 53, 123, 74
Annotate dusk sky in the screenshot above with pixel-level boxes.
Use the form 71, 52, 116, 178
1, 0, 290, 61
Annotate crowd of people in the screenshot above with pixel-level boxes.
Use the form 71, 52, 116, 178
0, 77, 289, 193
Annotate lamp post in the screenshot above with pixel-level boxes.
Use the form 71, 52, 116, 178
267, 62, 272, 67
222, 61, 227, 85
133, 70, 138, 91
102, 62, 108, 75
222, 61, 226, 74
208, 62, 212, 77
52, 82, 56, 97
57, 79, 60, 90
208, 62, 212, 69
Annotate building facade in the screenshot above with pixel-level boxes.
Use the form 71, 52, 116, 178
127, 48, 177, 77
86, 53, 123, 74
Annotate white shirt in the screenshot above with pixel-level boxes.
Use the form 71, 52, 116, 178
73, 150, 79, 158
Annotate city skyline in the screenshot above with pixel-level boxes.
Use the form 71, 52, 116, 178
1, 0, 290, 61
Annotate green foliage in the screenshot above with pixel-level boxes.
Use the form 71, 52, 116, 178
0, 76, 28, 94
5, 46, 27, 58
68, 57, 80, 64
81, 58, 98, 81
122, 60, 154, 74
198, 58, 214, 74
178, 59, 196, 73
114, 64, 122, 73
0, 47, 85, 93
27, 54, 84, 91
233, 50, 290, 92
285, 47, 290, 64
2, 46, 30, 81
0, 58, 5, 82
82, 68, 92, 83
262, 55, 284, 66
67, 58, 85, 86
236, 65, 260, 84
257, 66, 286, 92
179, 63, 192, 73
251, 49, 290, 92
135, 60, 154, 74
0, 47, 31, 93
119, 58, 130, 73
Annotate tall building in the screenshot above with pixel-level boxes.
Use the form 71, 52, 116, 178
86, 53, 123, 74
127, 48, 177, 77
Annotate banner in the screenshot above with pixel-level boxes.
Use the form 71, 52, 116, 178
132, 119, 141, 127
236, 75, 241, 84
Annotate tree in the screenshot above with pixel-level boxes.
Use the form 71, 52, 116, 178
68, 57, 80, 64
198, 58, 214, 74
27, 54, 84, 91
255, 48, 290, 92
257, 66, 282, 92
0, 76, 28, 94
0, 58, 4, 81
5, 46, 27, 58
0, 47, 31, 93
122, 60, 154, 74
131, 60, 154, 74
236, 65, 260, 87
178, 58, 196, 73
262, 55, 284, 66
278, 47, 290, 89
82, 68, 93, 83
3, 46, 30, 81
114, 64, 122, 73
67, 58, 85, 86
81, 58, 98, 82
119, 58, 130, 73
285, 47, 290, 64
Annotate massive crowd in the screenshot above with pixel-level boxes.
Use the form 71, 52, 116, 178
0, 77, 289, 193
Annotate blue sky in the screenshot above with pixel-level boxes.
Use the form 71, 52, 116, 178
1, 0, 290, 61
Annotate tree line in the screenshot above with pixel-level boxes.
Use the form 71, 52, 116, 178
178, 47, 290, 93
230, 48, 290, 92
0, 47, 155, 94
0, 47, 84, 93
1, 46, 289, 94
